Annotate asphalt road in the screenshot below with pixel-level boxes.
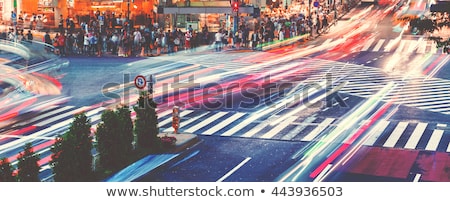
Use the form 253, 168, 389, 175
2, 3, 450, 182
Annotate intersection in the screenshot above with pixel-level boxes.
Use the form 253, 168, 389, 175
2, 4, 450, 182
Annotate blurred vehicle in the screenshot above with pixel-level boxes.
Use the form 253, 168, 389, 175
0, 64, 69, 129
394, 0, 428, 25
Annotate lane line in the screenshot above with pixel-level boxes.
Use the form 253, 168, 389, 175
216, 157, 252, 182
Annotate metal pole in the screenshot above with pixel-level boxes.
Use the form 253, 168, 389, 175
309, 0, 312, 18
127, 0, 130, 22
233, 1, 238, 33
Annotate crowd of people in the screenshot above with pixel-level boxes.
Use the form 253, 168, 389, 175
1, 0, 346, 57
209, 0, 345, 52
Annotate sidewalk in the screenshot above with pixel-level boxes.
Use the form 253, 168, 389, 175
104, 133, 201, 182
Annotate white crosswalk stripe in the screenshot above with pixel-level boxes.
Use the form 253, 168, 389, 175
183, 111, 228, 133
260, 116, 297, 139
383, 122, 408, 148
425, 129, 444, 151
34, 106, 91, 127
363, 120, 391, 146
202, 112, 246, 135
301, 118, 335, 141
404, 122, 428, 149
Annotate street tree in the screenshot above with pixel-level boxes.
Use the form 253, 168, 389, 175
134, 92, 160, 152
50, 113, 94, 182
411, 17, 450, 53
116, 105, 134, 158
410, 18, 437, 34
96, 106, 134, 172
17, 143, 41, 182
0, 158, 16, 182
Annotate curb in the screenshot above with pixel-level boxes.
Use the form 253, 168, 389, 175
104, 134, 203, 182
133, 136, 204, 181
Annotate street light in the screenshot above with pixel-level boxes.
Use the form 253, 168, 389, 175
232, 1, 239, 33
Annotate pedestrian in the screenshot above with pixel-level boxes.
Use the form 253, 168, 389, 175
185, 30, 192, 52
36, 15, 43, 31
83, 33, 90, 55
133, 28, 142, 55
251, 31, 259, 50
58, 15, 64, 34
44, 31, 52, 51
26, 30, 33, 43
57, 34, 66, 56
214, 29, 222, 51
110, 32, 119, 55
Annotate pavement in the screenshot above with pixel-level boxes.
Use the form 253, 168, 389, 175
104, 133, 202, 182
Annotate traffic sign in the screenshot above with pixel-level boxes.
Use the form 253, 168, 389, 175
313, 1, 319, 7
134, 75, 147, 89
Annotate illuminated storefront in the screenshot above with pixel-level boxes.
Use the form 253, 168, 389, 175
3, 0, 153, 27
2, 0, 258, 30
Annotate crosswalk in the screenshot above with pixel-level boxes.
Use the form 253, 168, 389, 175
274, 58, 450, 115
153, 108, 450, 152
322, 37, 438, 54
2, 101, 450, 179
145, 54, 450, 116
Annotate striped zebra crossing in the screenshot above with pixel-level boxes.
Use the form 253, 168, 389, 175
365, 120, 450, 152
298, 58, 450, 115
355, 37, 437, 54
153, 55, 450, 119
155, 107, 450, 153
7, 103, 450, 157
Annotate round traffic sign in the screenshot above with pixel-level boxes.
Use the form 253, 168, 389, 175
134, 75, 147, 89
313, 1, 319, 7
